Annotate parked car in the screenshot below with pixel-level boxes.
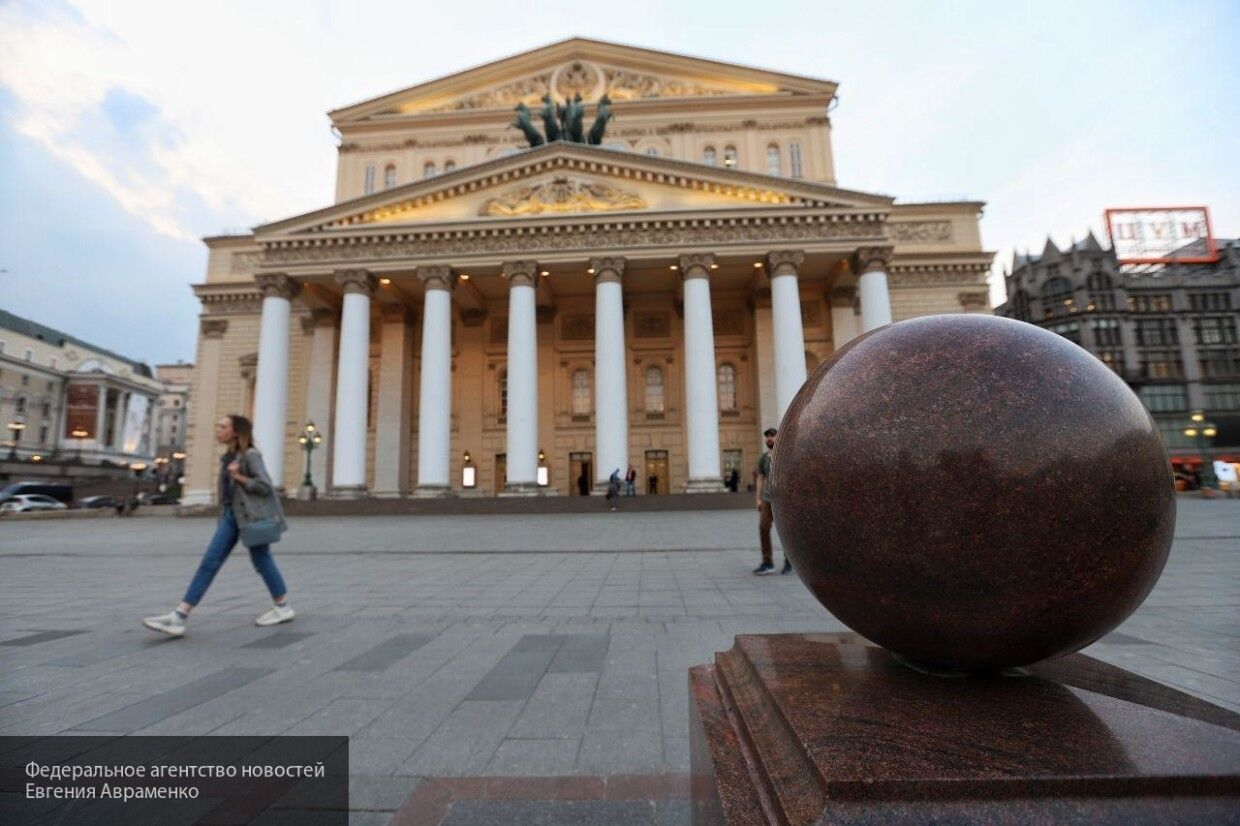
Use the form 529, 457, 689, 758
0, 482, 73, 506
76, 495, 117, 510
0, 494, 69, 514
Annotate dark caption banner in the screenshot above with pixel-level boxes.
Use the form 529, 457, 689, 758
0, 735, 348, 825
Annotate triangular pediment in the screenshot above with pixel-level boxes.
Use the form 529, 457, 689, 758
254, 143, 890, 238
330, 37, 836, 123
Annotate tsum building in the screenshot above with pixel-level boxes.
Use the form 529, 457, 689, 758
183, 38, 994, 503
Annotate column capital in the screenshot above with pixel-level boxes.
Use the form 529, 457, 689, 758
502, 260, 539, 288
417, 265, 456, 291
334, 269, 378, 296
200, 318, 229, 339
853, 246, 894, 274
829, 286, 857, 304
589, 257, 626, 284
678, 253, 717, 280
766, 250, 805, 276
253, 272, 302, 300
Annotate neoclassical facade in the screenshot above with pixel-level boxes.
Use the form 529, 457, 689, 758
184, 38, 993, 502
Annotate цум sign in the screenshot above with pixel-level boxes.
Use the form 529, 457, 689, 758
1105, 206, 1218, 264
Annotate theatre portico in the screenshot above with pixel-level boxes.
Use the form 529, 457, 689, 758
183, 38, 994, 503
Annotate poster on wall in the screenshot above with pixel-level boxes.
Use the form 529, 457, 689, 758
63, 384, 99, 440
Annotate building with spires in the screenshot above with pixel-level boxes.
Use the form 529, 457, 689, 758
182, 38, 994, 503
995, 231, 1240, 467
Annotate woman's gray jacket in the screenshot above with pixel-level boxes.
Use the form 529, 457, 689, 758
220, 448, 288, 532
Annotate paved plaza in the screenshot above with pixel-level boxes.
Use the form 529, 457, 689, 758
1, 499, 1237, 824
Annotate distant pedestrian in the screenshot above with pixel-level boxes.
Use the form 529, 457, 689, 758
606, 468, 622, 511
727, 468, 740, 493
577, 472, 589, 496
142, 414, 293, 637
648, 474, 658, 495
625, 465, 637, 496
754, 428, 791, 575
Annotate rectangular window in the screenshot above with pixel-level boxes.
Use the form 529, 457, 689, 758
1127, 293, 1174, 313
1087, 293, 1116, 311
1089, 317, 1122, 346
1139, 349, 1183, 379
1156, 420, 1196, 450
1198, 348, 1240, 379
1096, 350, 1125, 374
49, 356, 57, 369
38, 425, 48, 444
1204, 383, 1240, 409
1135, 318, 1178, 346
1048, 321, 1081, 344
1194, 316, 1238, 346
1138, 385, 1188, 413
1189, 292, 1232, 312
24, 348, 33, 361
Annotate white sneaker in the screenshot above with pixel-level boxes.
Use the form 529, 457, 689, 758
143, 610, 186, 638
255, 604, 295, 627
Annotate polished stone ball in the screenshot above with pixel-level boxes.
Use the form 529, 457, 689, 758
772, 314, 1175, 670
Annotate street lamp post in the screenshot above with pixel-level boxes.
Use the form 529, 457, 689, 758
6, 418, 26, 461
1184, 410, 1218, 490
297, 422, 322, 499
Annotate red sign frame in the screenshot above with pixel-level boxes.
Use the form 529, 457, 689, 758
1104, 206, 1218, 265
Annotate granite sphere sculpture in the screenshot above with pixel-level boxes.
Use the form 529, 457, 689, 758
771, 314, 1175, 670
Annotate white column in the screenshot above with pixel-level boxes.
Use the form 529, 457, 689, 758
415, 266, 455, 496
856, 247, 894, 332
753, 298, 778, 443
768, 251, 808, 422
251, 273, 300, 489
330, 269, 377, 497
679, 254, 726, 493
592, 257, 628, 490
502, 260, 540, 494
182, 319, 227, 505
830, 286, 860, 350
373, 303, 416, 497
300, 309, 337, 493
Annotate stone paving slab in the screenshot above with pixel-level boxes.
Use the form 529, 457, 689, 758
0, 499, 1236, 824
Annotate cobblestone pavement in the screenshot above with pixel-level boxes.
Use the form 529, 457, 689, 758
1, 498, 1237, 824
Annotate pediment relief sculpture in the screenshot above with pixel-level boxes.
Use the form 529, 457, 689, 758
425, 60, 748, 114
480, 176, 648, 217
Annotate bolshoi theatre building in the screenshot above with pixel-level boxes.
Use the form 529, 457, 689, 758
183, 38, 994, 503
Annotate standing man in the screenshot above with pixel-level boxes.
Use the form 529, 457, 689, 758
754, 428, 791, 575
625, 465, 637, 496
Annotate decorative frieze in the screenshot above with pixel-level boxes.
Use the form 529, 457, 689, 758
561, 314, 594, 341
958, 291, 991, 311
262, 215, 886, 264
712, 308, 746, 336
888, 220, 953, 244
228, 251, 263, 274
888, 263, 991, 287
200, 318, 229, 338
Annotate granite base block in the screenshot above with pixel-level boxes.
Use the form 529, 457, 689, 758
689, 633, 1240, 824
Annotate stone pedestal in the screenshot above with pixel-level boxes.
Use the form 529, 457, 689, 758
690, 633, 1240, 824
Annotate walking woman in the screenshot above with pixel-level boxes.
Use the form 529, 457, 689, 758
143, 415, 293, 637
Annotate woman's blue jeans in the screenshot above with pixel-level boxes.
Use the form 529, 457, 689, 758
183, 508, 287, 606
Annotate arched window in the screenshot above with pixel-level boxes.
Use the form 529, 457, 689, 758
571, 369, 591, 416
702, 146, 717, 166
723, 146, 738, 167
1040, 277, 1075, 318
766, 144, 781, 176
383, 163, 397, 189
443, 159, 456, 172
499, 370, 508, 418
1009, 289, 1032, 322
788, 141, 803, 178
644, 366, 665, 413
717, 363, 737, 411
423, 160, 437, 178
1087, 272, 1113, 291
363, 163, 376, 195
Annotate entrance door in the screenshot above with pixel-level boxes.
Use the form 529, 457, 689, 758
495, 453, 506, 495
721, 449, 743, 492
569, 452, 592, 496
645, 450, 669, 495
